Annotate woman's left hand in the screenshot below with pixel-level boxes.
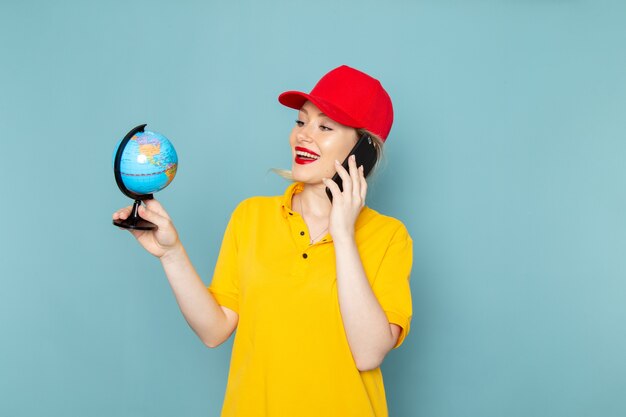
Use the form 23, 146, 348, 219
323, 155, 367, 242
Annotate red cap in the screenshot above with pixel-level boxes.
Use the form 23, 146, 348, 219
278, 65, 394, 141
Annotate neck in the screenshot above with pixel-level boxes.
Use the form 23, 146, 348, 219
297, 182, 332, 219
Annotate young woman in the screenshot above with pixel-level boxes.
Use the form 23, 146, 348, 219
113, 65, 413, 417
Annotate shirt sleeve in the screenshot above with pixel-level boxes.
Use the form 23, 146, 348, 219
207, 203, 243, 314
371, 223, 413, 348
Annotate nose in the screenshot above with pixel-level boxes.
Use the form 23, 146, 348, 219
296, 123, 315, 143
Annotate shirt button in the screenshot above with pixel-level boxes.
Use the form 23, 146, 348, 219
302, 253, 308, 259
300, 231, 305, 236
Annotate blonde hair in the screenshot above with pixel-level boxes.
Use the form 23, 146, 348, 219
272, 129, 386, 181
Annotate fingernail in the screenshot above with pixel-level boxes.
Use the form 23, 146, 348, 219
335, 160, 340, 165
351, 155, 356, 160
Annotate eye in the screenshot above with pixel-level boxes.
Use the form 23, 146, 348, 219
320, 125, 333, 132
295, 119, 304, 127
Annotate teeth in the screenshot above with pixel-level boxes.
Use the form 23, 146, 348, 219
296, 151, 319, 160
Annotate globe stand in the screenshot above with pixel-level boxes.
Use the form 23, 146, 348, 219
113, 123, 158, 231
114, 199, 156, 230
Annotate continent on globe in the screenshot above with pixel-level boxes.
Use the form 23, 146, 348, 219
113, 130, 178, 196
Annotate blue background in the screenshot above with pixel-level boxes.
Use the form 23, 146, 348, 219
1, 1, 625, 416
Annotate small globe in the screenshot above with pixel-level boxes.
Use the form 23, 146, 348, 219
113, 130, 178, 196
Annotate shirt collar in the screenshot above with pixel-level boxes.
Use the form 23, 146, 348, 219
279, 181, 377, 240
280, 182, 304, 218
280, 182, 374, 230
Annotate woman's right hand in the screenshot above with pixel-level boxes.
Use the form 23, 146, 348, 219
112, 199, 181, 259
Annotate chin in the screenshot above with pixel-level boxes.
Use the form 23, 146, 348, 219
291, 168, 322, 184
292, 161, 336, 185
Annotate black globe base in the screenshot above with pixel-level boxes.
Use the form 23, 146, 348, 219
113, 200, 157, 230
113, 217, 156, 230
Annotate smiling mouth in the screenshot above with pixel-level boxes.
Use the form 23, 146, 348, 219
294, 147, 320, 165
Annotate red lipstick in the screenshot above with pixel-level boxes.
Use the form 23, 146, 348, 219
294, 147, 321, 165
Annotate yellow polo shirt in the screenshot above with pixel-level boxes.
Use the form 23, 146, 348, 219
208, 182, 413, 417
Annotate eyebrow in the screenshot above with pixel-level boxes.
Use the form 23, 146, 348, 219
299, 107, 328, 118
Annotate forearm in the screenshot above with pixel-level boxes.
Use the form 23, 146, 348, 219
160, 244, 234, 347
334, 236, 396, 371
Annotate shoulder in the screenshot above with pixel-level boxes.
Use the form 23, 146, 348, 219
230, 194, 284, 221
357, 206, 412, 242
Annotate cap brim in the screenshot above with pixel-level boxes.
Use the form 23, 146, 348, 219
278, 91, 362, 129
